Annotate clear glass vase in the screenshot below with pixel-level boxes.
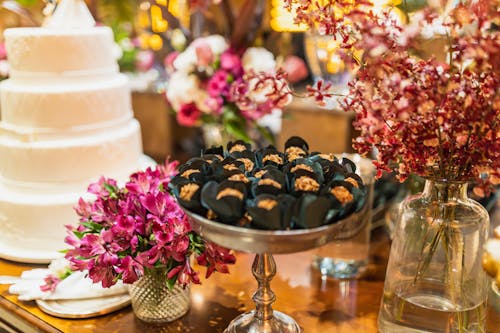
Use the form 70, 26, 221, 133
201, 123, 234, 148
129, 270, 190, 323
378, 179, 490, 333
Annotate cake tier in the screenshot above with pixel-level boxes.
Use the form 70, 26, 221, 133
0, 120, 143, 183
0, 155, 154, 263
0, 74, 132, 130
5, 27, 118, 76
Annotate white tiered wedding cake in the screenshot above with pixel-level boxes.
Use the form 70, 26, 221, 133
0, 0, 153, 263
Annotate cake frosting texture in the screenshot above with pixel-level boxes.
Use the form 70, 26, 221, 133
0, 4, 153, 263
5, 27, 118, 75
1, 75, 131, 130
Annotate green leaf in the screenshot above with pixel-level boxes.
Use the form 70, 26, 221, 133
103, 183, 118, 195
82, 221, 104, 232
188, 232, 205, 254
225, 121, 251, 142
73, 231, 87, 240
222, 107, 240, 122
212, 57, 221, 70
166, 275, 177, 290
222, 109, 251, 142
59, 269, 73, 280
118, 48, 138, 73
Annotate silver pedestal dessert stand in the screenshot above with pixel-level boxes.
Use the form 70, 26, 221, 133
185, 202, 369, 333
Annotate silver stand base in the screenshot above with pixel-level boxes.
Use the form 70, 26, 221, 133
224, 310, 302, 333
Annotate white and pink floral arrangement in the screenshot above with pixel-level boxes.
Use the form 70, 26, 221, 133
165, 35, 292, 142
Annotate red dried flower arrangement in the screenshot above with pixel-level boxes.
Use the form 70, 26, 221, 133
286, 0, 499, 194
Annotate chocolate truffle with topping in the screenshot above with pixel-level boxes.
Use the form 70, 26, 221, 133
230, 151, 257, 173
251, 169, 287, 196
202, 154, 224, 164
171, 180, 206, 215
227, 140, 252, 154
289, 169, 322, 196
322, 179, 366, 218
256, 146, 285, 168
201, 146, 225, 164
170, 158, 211, 198
343, 173, 364, 190
175, 158, 211, 183
247, 194, 297, 230
292, 194, 333, 228
227, 172, 251, 184
247, 194, 282, 230
285, 158, 324, 184
310, 154, 344, 179
201, 180, 247, 223
203, 145, 224, 158
211, 158, 246, 182
284, 136, 309, 162
252, 165, 280, 179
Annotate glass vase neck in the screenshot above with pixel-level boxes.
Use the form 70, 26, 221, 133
421, 179, 468, 202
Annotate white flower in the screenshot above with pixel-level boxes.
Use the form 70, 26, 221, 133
48, 258, 70, 278
173, 34, 228, 73
245, 76, 291, 109
193, 35, 228, 55
166, 71, 202, 110
242, 47, 276, 73
173, 48, 197, 73
246, 77, 271, 104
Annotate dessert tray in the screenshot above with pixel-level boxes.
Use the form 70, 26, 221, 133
185, 203, 369, 333
174, 136, 371, 332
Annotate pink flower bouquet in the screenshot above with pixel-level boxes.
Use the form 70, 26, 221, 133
165, 35, 291, 142
64, 161, 236, 289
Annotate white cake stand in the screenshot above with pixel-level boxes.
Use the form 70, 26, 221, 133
185, 202, 369, 333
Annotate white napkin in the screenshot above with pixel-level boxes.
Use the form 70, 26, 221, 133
4, 259, 127, 301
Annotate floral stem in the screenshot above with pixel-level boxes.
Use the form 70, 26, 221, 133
478, 304, 485, 333
413, 222, 445, 286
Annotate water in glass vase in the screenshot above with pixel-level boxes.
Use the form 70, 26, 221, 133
378, 281, 487, 333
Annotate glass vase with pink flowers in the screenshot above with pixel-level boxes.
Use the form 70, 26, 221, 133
63, 161, 236, 323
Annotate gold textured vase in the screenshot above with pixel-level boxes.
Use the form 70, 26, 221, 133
129, 270, 190, 323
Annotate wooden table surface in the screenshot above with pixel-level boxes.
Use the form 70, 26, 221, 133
0, 228, 498, 333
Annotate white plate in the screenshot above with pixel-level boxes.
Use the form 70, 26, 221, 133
0, 241, 62, 264
36, 294, 131, 319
